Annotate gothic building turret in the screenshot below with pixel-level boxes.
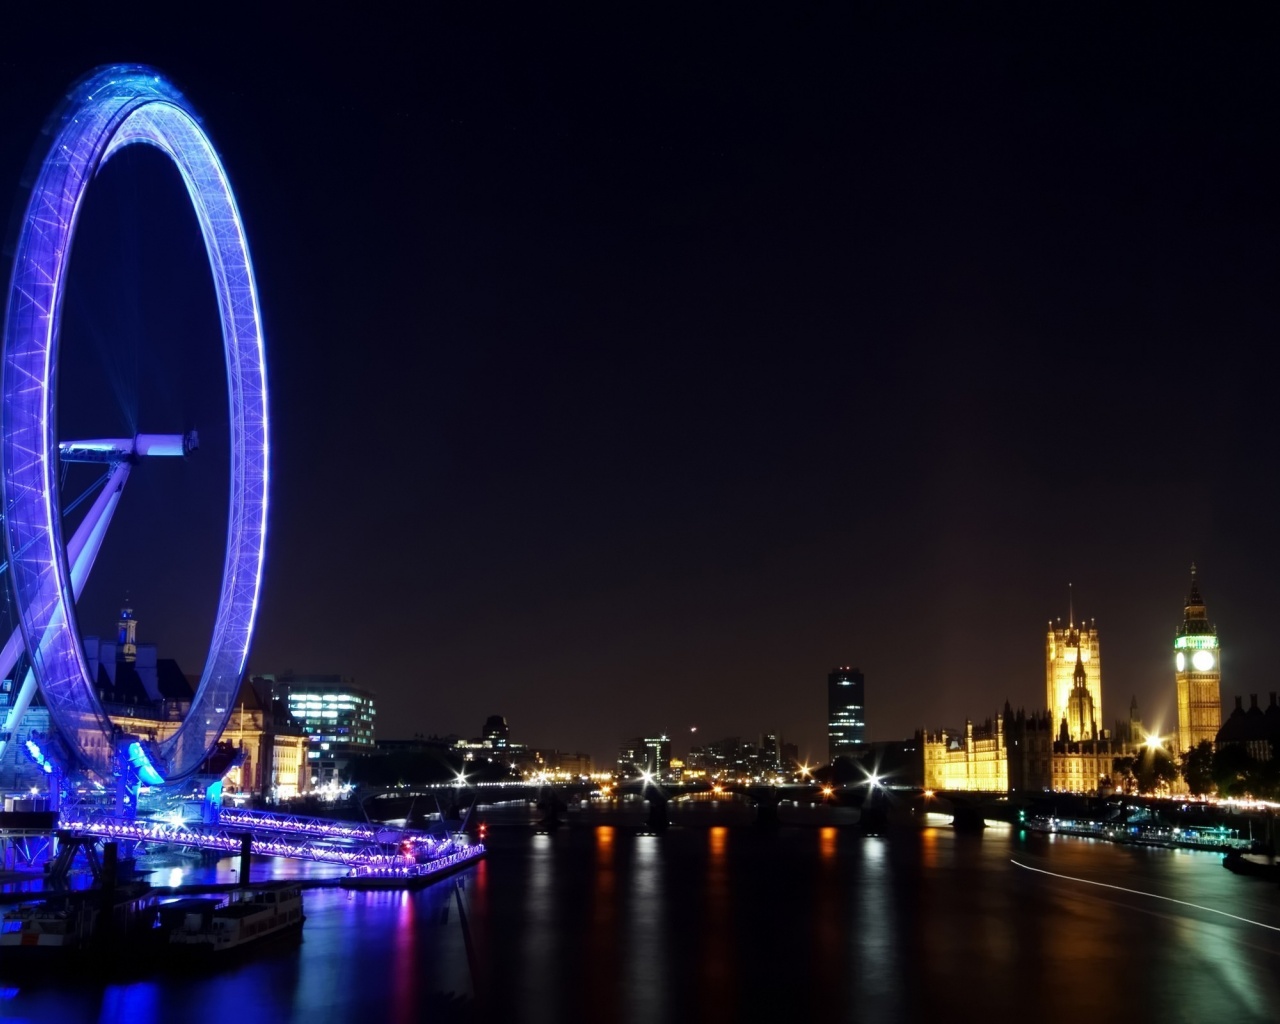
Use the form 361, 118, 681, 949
1066, 647, 1097, 741
1046, 589, 1101, 741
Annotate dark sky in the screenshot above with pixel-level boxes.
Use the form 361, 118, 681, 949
1, 8, 1278, 767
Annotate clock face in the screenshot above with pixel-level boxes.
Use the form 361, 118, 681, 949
1175, 652, 1186, 672
1191, 650, 1216, 672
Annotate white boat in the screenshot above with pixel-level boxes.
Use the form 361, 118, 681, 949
167, 882, 304, 954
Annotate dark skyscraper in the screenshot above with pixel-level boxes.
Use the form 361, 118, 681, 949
828, 666, 866, 763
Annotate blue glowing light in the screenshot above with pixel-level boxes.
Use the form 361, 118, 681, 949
125, 741, 166, 787
0, 66, 269, 782
23, 738, 54, 774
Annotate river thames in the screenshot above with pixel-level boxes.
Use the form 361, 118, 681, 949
4, 803, 1280, 1023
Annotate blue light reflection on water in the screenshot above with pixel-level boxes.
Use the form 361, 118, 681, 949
1, 808, 1280, 1023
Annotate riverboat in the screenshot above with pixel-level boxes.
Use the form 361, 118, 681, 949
167, 882, 304, 954
1, 900, 94, 953
1222, 850, 1280, 880
0, 884, 157, 960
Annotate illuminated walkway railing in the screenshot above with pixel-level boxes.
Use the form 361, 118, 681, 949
217, 806, 442, 847
57, 812, 485, 871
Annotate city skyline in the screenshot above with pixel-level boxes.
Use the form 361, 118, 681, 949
1, 10, 1278, 768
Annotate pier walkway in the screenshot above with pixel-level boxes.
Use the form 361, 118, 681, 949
56, 807, 483, 871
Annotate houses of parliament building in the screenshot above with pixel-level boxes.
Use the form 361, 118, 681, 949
923, 569, 1220, 794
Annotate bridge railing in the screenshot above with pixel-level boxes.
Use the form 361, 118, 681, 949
58, 811, 480, 869
217, 806, 444, 847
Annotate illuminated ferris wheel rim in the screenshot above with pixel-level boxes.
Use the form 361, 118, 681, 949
0, 65, 269, 782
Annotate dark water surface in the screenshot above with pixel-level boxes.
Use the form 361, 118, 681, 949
4, 805, 1280, 1022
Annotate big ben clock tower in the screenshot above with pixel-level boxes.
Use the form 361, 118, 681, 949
1175, 564, 1222, 753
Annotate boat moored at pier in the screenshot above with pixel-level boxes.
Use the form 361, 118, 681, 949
167, 882, 304, 954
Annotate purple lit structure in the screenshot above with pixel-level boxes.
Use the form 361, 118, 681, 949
59, 808, 485, 876
0, 66, 269, 786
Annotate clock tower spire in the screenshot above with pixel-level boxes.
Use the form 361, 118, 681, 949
1175, 563, 1222, 753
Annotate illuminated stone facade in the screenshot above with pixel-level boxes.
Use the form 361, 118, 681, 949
1050, 739, 1123, 794
0, 611, 309, 798
1046, 614, 1101, 741
1175, 566, 1222, 754
922, 716, 1008, 792
1007, 698, 1148, 795
107, 681, 309, 799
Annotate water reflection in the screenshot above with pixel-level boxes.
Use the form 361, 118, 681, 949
2, 814, 1279, 1023
624, 835, 666, 1024
811, 827, 841, 1016
586, 827, 619, 1017
851, 837, 898, 1015
519, 832, 557, 1024
818, 826, 837, 863
920, 826, 937, 870
390, 891, 416, 1021
699, 827, 734, 1020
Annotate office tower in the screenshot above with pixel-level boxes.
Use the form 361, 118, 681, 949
828, 666, 865, 762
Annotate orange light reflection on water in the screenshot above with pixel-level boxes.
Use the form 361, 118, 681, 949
586, 825, 620, 1017
699, 825, 734, 1020
921, 826, 938, 870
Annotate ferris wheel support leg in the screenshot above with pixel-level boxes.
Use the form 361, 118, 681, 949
0, 461, 133, 763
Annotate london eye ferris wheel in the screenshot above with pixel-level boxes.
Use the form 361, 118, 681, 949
0, 65, 269, 794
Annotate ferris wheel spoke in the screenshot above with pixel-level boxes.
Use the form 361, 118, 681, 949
0, 459, 130, 752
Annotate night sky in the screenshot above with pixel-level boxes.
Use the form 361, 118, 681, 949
1, 8, 1278, 767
